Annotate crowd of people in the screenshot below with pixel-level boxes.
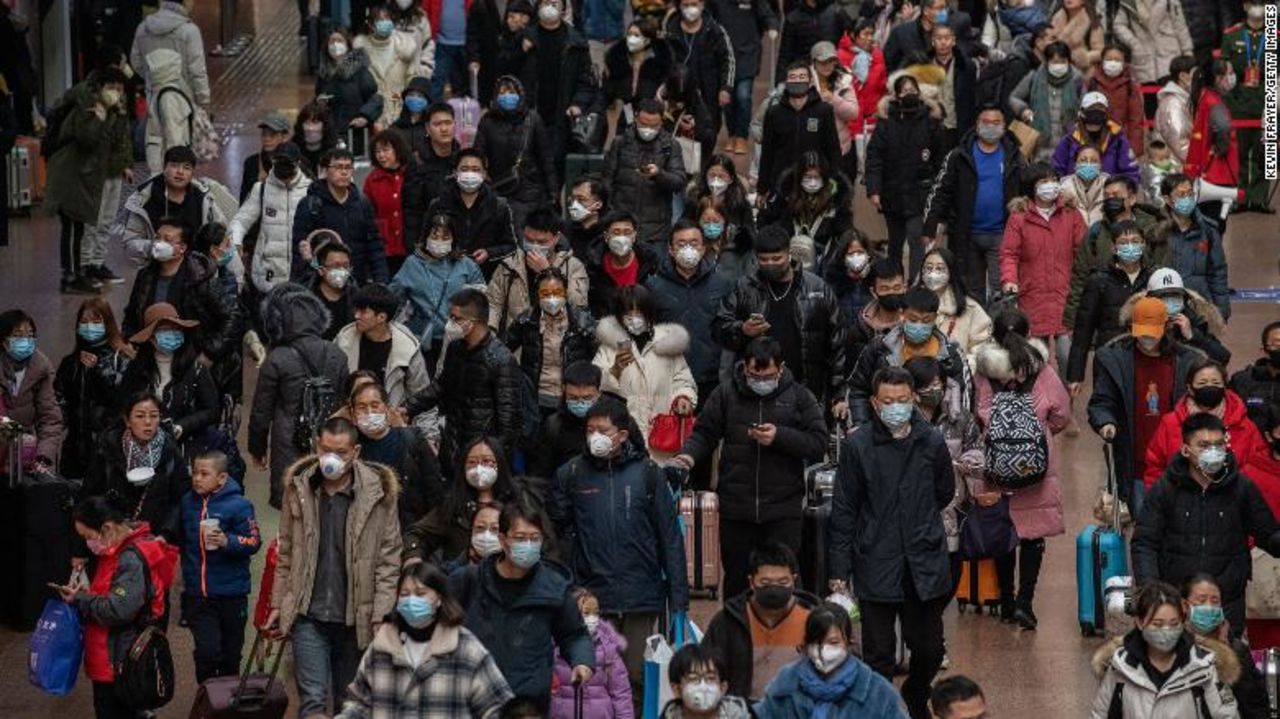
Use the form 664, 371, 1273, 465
1, 0, 1275, 716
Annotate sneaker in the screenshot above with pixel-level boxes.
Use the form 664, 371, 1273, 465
61, 275, 99, 295
89, 264, 125, 284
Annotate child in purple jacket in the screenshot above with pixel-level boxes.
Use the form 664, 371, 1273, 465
550, 589, 634, 719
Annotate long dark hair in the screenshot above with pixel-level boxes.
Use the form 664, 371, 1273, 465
390, 562, 466, 627
990, 307, 1043, 383
783, 151, 838, 219
1190, 58, 1231, 115
918, 247, 973, 317
442, 436, 518, 524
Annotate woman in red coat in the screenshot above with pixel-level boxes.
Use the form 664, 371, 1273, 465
999, 162, 1086, 371
1143, 358, 1264, 489
1088, 43, 1145, 158
838, 19, 887, 141
364, 129, 413, 276
1245, 404, 1280, 648
1184, 59, 1240, 229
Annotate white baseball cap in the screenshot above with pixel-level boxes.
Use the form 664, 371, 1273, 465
1081, 91, 1109, 109
1147, 268, 1185, 293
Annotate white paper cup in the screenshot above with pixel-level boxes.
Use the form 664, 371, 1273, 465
200, 518, 220, 550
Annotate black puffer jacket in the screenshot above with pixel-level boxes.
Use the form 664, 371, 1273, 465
680, 366, 827, 523
1181, 0, 1241, 61
528, 407, 588, 480
291, 181, 389, 285
847, 324, 968, 425
663, 13, 736, 114
247, 284, 350, 506
401, 140, 459, 247
707, 0, 777, 79
1066, 263, 1154, 382
121, 345, 220, 461
702, 588, 821, 699
645, 256, 736, 386
712, 260, 847, 403
528, 23, 598, 128
466, 0, 506, 106
776, 0, 849, 78
759, 169, 854, 268
424, 183, 520, 277
122, 252, 243, 365
603, 126, 688, 243
1230, 361, 1280, 430
314, 48, 384, 131
598, 39, 672, 118
503, 305, 598, 398
53, 340, 130, 479
865, 96, 945, 218
82, 428, 189, 545
756, 89, 842, 199
407, 332, 524, 463
830, 412, 955, 603
473, 90, 558, 207
1133, 453, 1280, 603
923, 127, 1026, 258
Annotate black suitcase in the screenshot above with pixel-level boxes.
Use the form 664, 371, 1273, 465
800, 454, 837, 596
305, 15, 331, 76
0, 473, 77, 630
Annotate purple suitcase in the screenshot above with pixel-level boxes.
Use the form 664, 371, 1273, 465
188, 632, 288, 719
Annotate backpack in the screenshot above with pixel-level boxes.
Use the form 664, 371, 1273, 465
113, 541, 178, 710
984, 379, 1049, 490
289, 347, 338, 453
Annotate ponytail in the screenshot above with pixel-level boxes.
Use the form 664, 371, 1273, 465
990, 307, 1042, 382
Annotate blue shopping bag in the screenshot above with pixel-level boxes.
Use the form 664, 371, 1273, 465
642, 611, 699, 719
29, 599, 82, 695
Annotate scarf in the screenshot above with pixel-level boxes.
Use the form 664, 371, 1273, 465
796, 656, 858, 719
1027, 68, 1079, 138
123, 429, 165, 472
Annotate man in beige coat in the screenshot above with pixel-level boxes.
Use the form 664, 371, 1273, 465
264, 417, 402, 719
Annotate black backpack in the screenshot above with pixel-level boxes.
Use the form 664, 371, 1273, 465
113, 548, 175, 710
984, 378, 1049, 490
289, 346, 338, 453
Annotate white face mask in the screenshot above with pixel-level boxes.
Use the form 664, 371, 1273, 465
845, 252, 869, 273
583, 613, 601, 635
607, 234, 634, 256
395, 0, 414, 8
675, 245, 703, 269
1102, 59, 1124, 77
568, 200, 591, 222
471, 530, 502, 557
329, 41, 349, 59
680, 4, 703, 22
623, 314, 648, 336
426, 239, 453, 258
588, 431, 615, 458
151, 240, 176, 261
922, 269, 949, 291
808, 644, 848, 674
1248, 4, 1265, 21
357, 412, 387, 434
707, 176, 729, 196
445, 318, 471, 342
681, 680, 722, 712
457, 171, 484, 192
801, 177, 824, 194
540, 296, 566, 315
318, 452, 347, 480
538, 3, 561, 22
1047, 62, 1070, 79
466, 464, 499, 489
626, 33, 648, 53
637, 126, 659, 142
325, 267, 351, 288
1036, 181, 1061, 202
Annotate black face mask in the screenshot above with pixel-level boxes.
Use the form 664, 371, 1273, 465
273, 160, 297, 181
879, 293, 906, 312
753, 585, 794, 610
759, 262, 788, 281
1083, 110, 1108, 128
1191, 385, 1225, 408
918, 387, 944, 409
898, 95, 921, 109
785, 81, 809, 98
1268, 349, 1280, 367
1102, 197, 1127, 219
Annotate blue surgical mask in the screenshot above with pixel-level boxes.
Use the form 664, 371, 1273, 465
566, 398, 594, 418
509, 539, 543, 569
934, 8, 949, 24
903, 321, 934, 345
1188, 603, 1224, 634
217, 246, 236, 267
6, 336, 35, 362
374, 18, 395, 37
396, 596, 436, 627
1173, 196, 1197, 216
1163, 297, 1185, 316
701, 222, 724, 240
497, 93, 521, 112
879, 401, 913, 429
78, 323, 107, 343
1115, 243, 1144, 263
404, 95, 428, 114
155, 329, 185, 355
1075, 163, 1100, 182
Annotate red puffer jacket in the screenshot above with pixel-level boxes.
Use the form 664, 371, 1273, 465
837, 37, 886, 137
363, 165, 409, 260
1142, 390, 1264, 489
1087, 68, 1145, 158
1185, 88, 1239, 187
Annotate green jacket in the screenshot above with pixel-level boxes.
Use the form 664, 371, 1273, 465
1220, 23, 1264, 118
1062, 205, 1166, 329
42, 76, 132, 223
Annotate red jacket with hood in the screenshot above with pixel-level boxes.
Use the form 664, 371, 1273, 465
1142, 390, 1264, 489
1185, 88, 1239, 186
1088, 66, 1145, 157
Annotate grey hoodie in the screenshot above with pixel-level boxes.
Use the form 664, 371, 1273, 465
130, 1, 211, 105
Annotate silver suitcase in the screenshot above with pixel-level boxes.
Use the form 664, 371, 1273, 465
6, 145, 32, 210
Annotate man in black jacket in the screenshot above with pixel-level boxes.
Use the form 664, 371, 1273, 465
402, 103, 461, 247
775, 0, 848, 79
829, 367, 953, 719
922, 103, 1026, 302
603, 100, 688, 244
585, 211, 661, 317
707, 0, 776, 154
713, 225, 848, 415
756, 62, 842, 200
674, 337, 828, 599
291, 148, 389, 286
701, 542, 820, 700
565, 176, 609, 261
424, 148, 520, 280
664, 0, 735, 138
928, 23, 976, 150
1067, 221, 1155, 387
1231, 321, 1280, 430
528, 361, 602, 479
882, 0, 948, 72
527, 0, 598, 175
406, 288, 524, 466
1133, 413, 1280, 637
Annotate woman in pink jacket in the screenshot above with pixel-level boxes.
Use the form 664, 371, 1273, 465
549, 589, 633, 719
973, 308, 1072, 630
999, 162, 1087, 373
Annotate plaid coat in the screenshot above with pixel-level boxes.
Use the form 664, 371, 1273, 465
336, 623, 514, 719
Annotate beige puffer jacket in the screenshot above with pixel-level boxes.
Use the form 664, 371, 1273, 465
271, 457, 403, 649
1112, 0, 1194, 85
1089, 633, 1239, 719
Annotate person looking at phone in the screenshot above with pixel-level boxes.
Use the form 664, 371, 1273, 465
603, 98, 689, 244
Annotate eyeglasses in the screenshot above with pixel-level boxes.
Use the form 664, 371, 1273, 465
329, 163, 355, 173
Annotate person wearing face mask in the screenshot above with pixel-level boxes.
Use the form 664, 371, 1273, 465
242, 110, 300, 203
882, 0, 956, 73
439, 504, 504, 573
1157, 173, 1230, 319
359, 131, 416, 276
549, 397, 689, 701
1059, 144, 1110, 226
548, 588, 634, 718
315, 28, 385, 135
1156, 55, 1202, 165
1219, 1, 1271, 214
528, 362, 608, 479
596, 18, 672, 134
830, 367, 955, 718
1137, 268, 1230, 366
524, 0, 598, 179
43, 62, 132, 294
1180, 574, 1273, 716
659, 644, 752, 718
865, 74, 944, 283
565, 177, 610, 260
353, 7, 423, 128
248, 283, 351, 509
1089, 581, 1239, 719
1229, 322, 1280, 430
916, 248, 991, 362
756, 62, 842, 201
820, 230, 875, 333
490, 207, 590, 334
1091, 296, 1212, 519
265, 418, 403, 718
1184, 59, 1242, 229
474, 76, 559, 230
1086, 44, 1147, 158
423, 148, 521, 280
604, 99, 690, 244
1067, 222, 1156, 390
504, 269, 599, 414
0, 311, 62, 478
1142, 359, 1261, 492
1051, 92, 1142, 185
661, 0, 735, 143
389, 213, 484, 365
308, 239, 362, 341
701, 542, 820, 700
593, 285, 697, 455
62, 495, 179, 719
1007, 42, 1084, 162
231, 142, 314, 296
683, 157, 755, 264
674, 339, 827, 598
335, 283, 431, 409
755, 604, 905, 718
290, 147, 391, 286
54, 299, 132, 479
1112, 0, 1192, 87
759, 151, 854, 273
450, 500, 595, 707
840, 258, 906, 374
121, 144, 228, 268
335, 562, 515, 718
1047, 0, 1102, 71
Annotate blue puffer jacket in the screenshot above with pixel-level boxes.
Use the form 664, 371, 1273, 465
179, 479, 262, 598
645, 256, 735, 386
1161, 209, 1230, 320
291, 181, 389, 285
390, 252, 486, 347
549, 443, 690, 614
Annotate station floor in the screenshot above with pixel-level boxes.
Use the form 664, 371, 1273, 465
0, 2, 1277, 714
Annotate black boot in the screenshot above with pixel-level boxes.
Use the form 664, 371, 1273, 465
995, 552, 1017, 622
1015, 539, 1046, 629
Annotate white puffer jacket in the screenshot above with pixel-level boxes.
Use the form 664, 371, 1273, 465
593, 317, 697, 447
1089, 633, 1239, 719
1112, 0, 1194, 85
1155, 81, 1192, 163
354, 29, 421, 128
230, 172, 314, 292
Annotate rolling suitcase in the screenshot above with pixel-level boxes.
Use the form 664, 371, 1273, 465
680, 491, 720, 599
1261, 648, 1280, 718
447, 66, 481, 148
800, 436, 839, 595
345, 127, 373, 189
7, 144, 32, 211
1078, 442, 1129, 637
14, 137, 44, 200
188, 631, 289, 719
955, 558, 1000, 614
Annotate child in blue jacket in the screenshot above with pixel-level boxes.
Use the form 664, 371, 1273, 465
180, 449, 262, 683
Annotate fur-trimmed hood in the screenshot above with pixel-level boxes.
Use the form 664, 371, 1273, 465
974, 338, 1050, 383
319, 47, 373, 81
1006, 194, 1079, 214
875, 94, 943, 120
1118, 288, 1227, 338
1090, 634, 1241, 685
260, 281, 334, 346
285, 453, 402, 503
595, 316, 690, 358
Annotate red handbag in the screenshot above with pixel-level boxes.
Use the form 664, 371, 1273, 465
648, 399, 696, 453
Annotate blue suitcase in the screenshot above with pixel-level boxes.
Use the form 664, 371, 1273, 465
1078, 442, 1129, 636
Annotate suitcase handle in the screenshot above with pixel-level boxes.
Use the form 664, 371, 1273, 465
1103, 441, 1120, 532
232, 630, 289, 709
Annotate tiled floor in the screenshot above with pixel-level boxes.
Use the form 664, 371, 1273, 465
1, 2, 1278, 715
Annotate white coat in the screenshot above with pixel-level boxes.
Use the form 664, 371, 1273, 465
935, 286, 993, 362
1112, 0, 1194, 85
593, 318, 697, 447
354, 29, 421, 128
334, 321, 432, 408
1089, 634, 1240, 719
230, 172, 314, 293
